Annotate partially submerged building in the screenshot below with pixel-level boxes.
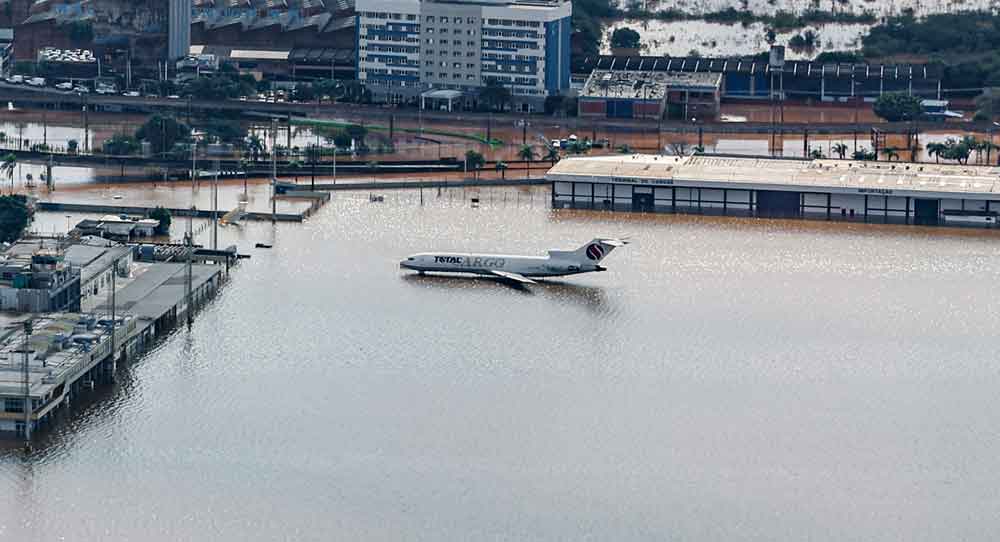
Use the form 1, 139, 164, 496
547, 154, 1000, 227
578, 69, 721, 120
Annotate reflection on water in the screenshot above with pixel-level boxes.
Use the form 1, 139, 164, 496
2, 188, 1000, 540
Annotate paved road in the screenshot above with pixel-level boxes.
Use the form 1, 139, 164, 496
1, 85, 986, 136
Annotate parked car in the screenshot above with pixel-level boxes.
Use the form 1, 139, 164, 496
5, 75, 23, 84
26, 77, 45, 87
55, 82, 74, 90
122, 91, 140, 97
73, 86, 89, 93
550, 139, 561, 149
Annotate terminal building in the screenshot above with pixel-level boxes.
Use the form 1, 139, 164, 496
355, 0, 571, 110
547, 154, 1000, 227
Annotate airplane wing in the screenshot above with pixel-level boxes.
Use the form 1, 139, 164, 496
489, 270, 536, 284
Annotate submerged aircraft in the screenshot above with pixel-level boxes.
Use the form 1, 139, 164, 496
399, 238, 628, 284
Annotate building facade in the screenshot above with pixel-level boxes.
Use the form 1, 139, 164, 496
169, 0, 192, 61
356, 0, 571, 110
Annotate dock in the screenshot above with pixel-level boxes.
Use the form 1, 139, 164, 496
0, 261, 223, 438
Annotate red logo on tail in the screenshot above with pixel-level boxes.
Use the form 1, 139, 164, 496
586, 244, 604, 260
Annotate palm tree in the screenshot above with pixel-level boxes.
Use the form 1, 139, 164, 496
518, 144, 536, 178
1, 153, 16, 194
926, 142, 945, 163
618, 144, 633, 154
882, 146, 900, 161
832, 142, 848, 160
809, 148, 824, 159
245, 134, 264, 163
495, 160, 508, 180
544, 146, 560, 165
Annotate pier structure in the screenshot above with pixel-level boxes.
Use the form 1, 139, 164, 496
547, 154, 1000, 227
0, 262, 222, 438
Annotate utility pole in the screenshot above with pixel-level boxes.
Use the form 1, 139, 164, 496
271, 118, 277, 223
212, 159, 219, 251
110, 261, 116, 366
185, 212, 193, 326
22, 319, 32, 443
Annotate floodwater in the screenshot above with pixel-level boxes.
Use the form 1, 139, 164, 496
602, 19, 871, 60
3, 188, 1000, 540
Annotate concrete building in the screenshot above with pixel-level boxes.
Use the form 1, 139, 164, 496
0, 28, 12, 77
578, 70, 721, 120
356, 0, 571, 110
0, 242, 80, 313
169, 0, 192, 61
547, 154, 1000, 227
574, 55, 944, 103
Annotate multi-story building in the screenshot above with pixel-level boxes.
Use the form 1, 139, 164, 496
169, 0, 192, 61
356, 0, 570, 111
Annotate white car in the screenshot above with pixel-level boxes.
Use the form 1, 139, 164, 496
55, 82, 73, 90
6, 75, 23, 84
73, 86, 89, 93
166, 95, 180, 99
550, 139, 561, 149
123, 91, 140, 97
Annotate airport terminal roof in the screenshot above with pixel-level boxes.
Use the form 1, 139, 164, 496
547, 154, 1000, 198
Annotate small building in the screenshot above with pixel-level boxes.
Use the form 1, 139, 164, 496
578, 70, 721, 120
0, 28, 12, 77
76, 216, 160, 240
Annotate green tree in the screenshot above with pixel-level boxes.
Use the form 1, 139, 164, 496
479, 80, 511, 112
0, 194, 33, 242
102, 134, 140, 156
518, 144, 536, 177
852, 149, 877, 161
926, 142, 946, 163
293, 83, 316, 102
610, 27, 641, 49
872, 93, 924, 122
244, 134, 265, 162
67, 139, 79, 154
149, 207, 171, 235
136, 115, 190, 156
832, 142, 848, 159
881, 146, 900, 161
464, 149, 485, 179
1, 153, 15, 193
202, 119, 245, 145
345, 124, 368, 147
495, 160, 508, 179
544, 146, 560, 164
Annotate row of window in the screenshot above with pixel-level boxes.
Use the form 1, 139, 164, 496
361, 67, 420, 75
363, 23, 420, 33
426, 72, 479, 81
363, 33, 420, 44
483, 53, 540, 62
482, 29, 539, 39
425, 51, 478, 58
361, 44, 420, 54
425, 16, 477, 24
486, 19, 540, 28
363, 57, 420, 67
482, 63, 535, 73
426, 28, 476, 35
360, 11, 418, 21
482, 40, 539, 50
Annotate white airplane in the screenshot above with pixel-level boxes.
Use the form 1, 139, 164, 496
399, 238, 628, 284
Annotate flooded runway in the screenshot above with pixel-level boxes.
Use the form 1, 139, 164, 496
2, 188, 1000, 540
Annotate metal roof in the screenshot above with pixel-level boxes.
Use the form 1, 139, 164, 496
547, 154, 1000, 199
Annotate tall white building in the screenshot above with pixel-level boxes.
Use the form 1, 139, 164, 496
168, 0, 192, 61
356, 0, 571, 110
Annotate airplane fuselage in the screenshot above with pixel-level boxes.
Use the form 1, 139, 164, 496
400, 252, 602, 277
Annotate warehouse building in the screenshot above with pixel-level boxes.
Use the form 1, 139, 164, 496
547, 154, 1000, 228
578, 69, 721, 120
573, 55, 943, 102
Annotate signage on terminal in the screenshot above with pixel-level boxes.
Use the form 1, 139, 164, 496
611, 177, 673, 186
858, 188, 894, 195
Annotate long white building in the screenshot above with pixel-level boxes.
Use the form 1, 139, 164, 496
547, 154, 1000, 228
355, 0, 571, 110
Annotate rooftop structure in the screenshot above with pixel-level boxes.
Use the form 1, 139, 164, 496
0, 241, 80, 313
547, 154, 1000, 227
578, 69, 721, 120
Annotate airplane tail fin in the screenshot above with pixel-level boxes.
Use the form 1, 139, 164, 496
553, 238, 629, 264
